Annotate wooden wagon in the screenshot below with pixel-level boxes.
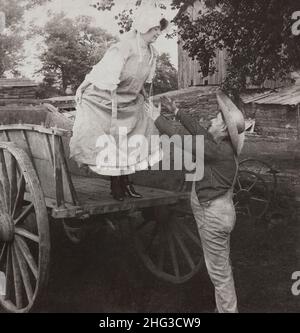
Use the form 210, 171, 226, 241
0, 105, 204, 313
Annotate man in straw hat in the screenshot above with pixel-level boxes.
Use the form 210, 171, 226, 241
145, 92, 245, 313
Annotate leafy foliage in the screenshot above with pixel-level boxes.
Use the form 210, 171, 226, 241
35, 13, 116, 96
153, 53, 178, 95
0, 0, 50, 76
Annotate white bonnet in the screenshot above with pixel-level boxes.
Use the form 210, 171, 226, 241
132, 1, 169, 34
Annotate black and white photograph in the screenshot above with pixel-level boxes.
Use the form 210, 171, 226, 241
0, 0, 299, 315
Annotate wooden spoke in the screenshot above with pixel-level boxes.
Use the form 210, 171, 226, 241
0, 150, 9, 210
9, 155, 18, 214
236, 177, 242, 190
14, 244, 33, 303
247, 178, 259, 192
11, 245, 23, 309
157, 223, 166, 270
0, 182, 7, 213
145, 222, 160, 254
166, 230, 179, 278
175, 220, 202, 248
15, 227, 39, 244
172, 226, 196, 270
4, 245, 13, 301
0, 243, 7, 266
15, 236, 38, 280
14, 203, 34, 226
0, 150, 8, 177
234, 200, 240, 207
158, 245, 166, 270
13, 175, 26, 219
250, 197, 269, 203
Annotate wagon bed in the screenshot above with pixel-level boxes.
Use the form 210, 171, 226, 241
51, 175, 187, 218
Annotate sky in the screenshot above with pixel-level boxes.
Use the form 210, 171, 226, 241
21, 0, 179, 81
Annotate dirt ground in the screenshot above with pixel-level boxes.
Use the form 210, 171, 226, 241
26, 208, 300, 313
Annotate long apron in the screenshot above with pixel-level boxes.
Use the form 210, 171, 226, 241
69, 39, 162, 176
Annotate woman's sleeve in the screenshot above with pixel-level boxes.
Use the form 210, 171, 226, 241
85, 41, 131, 91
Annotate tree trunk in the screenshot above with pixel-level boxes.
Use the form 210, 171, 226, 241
61, 67, 68, 93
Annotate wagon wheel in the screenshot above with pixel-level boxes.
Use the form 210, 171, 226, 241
131, 205, 204, 284
239, 159, 278, 193
0, 142, 50, 313
234, 170, 271, 221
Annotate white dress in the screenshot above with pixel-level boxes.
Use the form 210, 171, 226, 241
69, 32, 162, 176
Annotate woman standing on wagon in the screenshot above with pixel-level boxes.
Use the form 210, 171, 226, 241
70, 3, 169, 201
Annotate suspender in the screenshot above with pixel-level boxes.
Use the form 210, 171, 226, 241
232, 155, 239, 190
211, 154, 239, 190
110, 89, 118, 137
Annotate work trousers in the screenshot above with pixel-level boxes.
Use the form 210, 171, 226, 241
191, 183, 238, 313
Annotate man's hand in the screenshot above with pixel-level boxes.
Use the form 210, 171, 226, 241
144, 101, 161, 121
161, 96, 178, 115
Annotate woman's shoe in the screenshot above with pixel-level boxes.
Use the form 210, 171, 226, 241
121, 176, 143, 199
110, 177, 125, 201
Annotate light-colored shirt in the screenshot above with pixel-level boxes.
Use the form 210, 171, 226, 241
85, 35, 157, 91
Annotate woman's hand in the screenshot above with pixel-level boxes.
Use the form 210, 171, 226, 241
75, 81, 91, 105
141, 87, 149, 101
161, 96, 178, 115
144, 101, 161, 121
75, 87, 83, 105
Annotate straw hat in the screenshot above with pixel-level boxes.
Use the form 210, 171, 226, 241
132, 1, 169, 34
216, 91, 245, 156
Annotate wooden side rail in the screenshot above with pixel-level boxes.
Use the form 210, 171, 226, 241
0, 124, 79, 210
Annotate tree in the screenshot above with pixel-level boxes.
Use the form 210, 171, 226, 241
35, 13, 116, 95
0, 0, 50, 76
153, 53, 178, 95
92, 0, 300, 95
